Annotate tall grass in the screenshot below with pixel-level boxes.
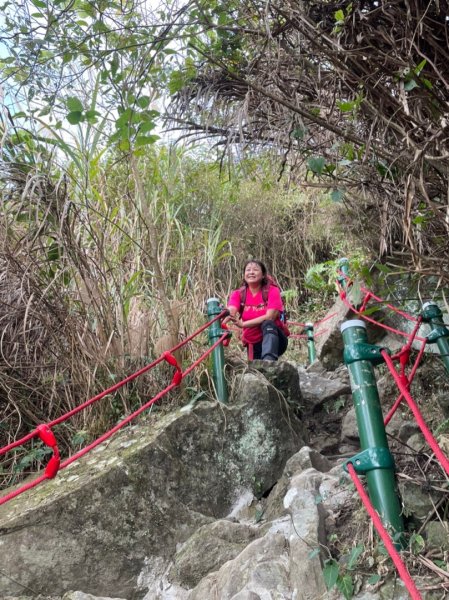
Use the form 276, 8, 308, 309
0, 123, 344, 486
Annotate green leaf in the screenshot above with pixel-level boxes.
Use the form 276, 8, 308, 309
414, 59, 427, 76
410, 533, 425, 554
66, 111, 83, 124
323, 559, 339, 590
422, 78, 433, 90
347, 544, 364, 570
66, 97, 83, 112
168, 70, 185, 95
331, 188, 344, 203
47, 243, 60, 262
367, 574, 381, 585
292, 126, 306, 139
85, 109, 99, 124
337, 574, 354, 599
308, 548, 321, 559
118, 139, 130, 152
139, 121, 156, 134
404, 79, 418, 91
374, 262, 392, 274
337, 100, 356, 112
135, 135, 160, 147
307, 156, 326, 175
31, 0, 46, 7
335, 9, 344, 21
349, 279, 362, 308
136, 96, 150, 109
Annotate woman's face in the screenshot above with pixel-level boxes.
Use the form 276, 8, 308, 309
244, 262, 264, 285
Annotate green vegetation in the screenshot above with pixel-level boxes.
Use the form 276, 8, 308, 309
1, 9, 449, 590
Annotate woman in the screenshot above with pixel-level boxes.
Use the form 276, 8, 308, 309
225, 260, 288, 361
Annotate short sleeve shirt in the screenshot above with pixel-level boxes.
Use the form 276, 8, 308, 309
228, 285, 284, 344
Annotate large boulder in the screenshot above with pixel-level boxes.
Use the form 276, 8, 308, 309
0, 369, 306, 599
314, 297, 385, 370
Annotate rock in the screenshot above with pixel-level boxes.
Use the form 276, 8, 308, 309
0, 369, 306, 599
169, 520, 259, 588
398, 421, 421, 442
406, 432, 426, 452
188, 531, 291, 599
63, 594, 127, 600
298, 369, 351, 412
284, 469, 327, 600
341, 407, 359, 442
250, 360, 302, 409
264, 447, 331, 521
424, 521, 449, 551
284, 446, 331, 475
398, 480, 443, 521
314, 298, 385, 371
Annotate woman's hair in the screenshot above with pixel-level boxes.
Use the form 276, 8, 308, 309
242, 259, 269, 287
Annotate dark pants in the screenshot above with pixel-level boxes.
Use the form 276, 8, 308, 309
250, 320, 288, 361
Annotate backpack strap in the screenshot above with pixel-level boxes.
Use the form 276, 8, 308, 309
239, 285, 247, 315
261, 283, 270, 305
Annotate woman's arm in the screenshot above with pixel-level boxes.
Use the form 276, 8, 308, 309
235, 308, 279, 329
222, 305, 239, 325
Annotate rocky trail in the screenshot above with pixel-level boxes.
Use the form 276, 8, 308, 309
1, 298, 449, 600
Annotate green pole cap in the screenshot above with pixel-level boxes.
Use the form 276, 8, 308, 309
421, 301, 443, 321
340, 319, 366, 332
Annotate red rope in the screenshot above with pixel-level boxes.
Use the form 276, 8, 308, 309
287, 321, 307, 328
0, 322, 228, 506
346, 463, 422, 600
0, 311, 227, 456
337, 274, 421, 324
314, 311, 338, 325
339, 291, 426, 342
382, 350, 449, 476
384, 340, 427, 426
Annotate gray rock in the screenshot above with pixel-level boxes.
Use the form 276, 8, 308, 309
406, 432, 426, 452
341, 407, 359, 442
424, 520, 449, 551
188, 532, 291, 599
284, 469, 327, 600
264, 447, 331, 521
284, 446, 331, 475
62, 594, 127, 600
169, 520, 259, 588
398, 480, 443, 521
298, 369, 351, 412
314, 297, 385, 371
398, 421, 421, 442
249, 360, 302, 409
0, 370, 306, 599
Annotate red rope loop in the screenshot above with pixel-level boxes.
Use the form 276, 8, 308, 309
162, 351, 183, 386
220, 322, 232, 346
36, 424, 60, 479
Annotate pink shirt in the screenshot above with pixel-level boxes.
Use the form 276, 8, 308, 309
228, 285, 284, 344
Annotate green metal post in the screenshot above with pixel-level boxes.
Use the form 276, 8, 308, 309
207, 297, 228, 404
341, 319, 404, 539
421, 302, 449, 376
338, 257, 350, 291
304, 322, 316, 365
